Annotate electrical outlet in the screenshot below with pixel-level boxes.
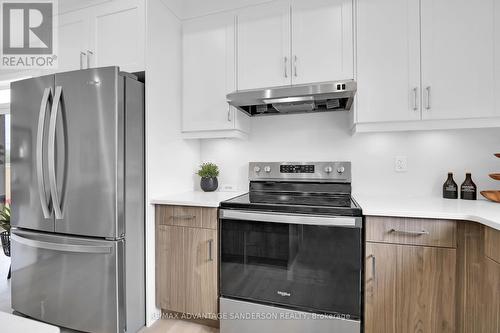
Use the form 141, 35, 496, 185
220, 184, 238, 191
395, 156, 408, 172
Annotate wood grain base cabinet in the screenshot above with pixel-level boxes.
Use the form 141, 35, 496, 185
155, 205, 218, 318
366, 217, 500, 333
365, 216, 457, 333
365, 242, 456, 333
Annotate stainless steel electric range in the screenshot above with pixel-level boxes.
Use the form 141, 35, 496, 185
219, 162, 363, 333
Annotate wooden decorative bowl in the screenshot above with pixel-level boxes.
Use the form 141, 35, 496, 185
490, 174, 500, 181
481, 191, 500, 203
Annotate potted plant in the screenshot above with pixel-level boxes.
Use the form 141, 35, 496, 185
0, 204, 11, 279
197, 162, 219, 192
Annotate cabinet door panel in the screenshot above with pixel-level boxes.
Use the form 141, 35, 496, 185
365, 243, 456, 333
156, 225, 185, 313
58, 14, 89, 72
356, 0, 421, 123
237, 1, 291, 90
291, 0, 353, 84
91, 0, 145, 71
185, 228, 218, 316
365, 243, 397, 333
482, 257, 500, 333
182, 13, 238, 132
421, 0, 496, 120
396, 245, 456, 333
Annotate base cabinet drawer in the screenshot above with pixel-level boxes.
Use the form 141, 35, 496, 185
365, 242, 456, 333
366, 216, 456, 248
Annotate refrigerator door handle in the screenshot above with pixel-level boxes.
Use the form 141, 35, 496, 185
48, 86, 63, 220
36, 87, 52, 219
11, 233, 113, 254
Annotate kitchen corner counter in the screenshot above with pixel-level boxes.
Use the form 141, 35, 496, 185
355, 194, 500, 231
150, 191, 246, 208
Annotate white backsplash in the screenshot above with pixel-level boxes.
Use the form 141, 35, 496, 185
200, 111, 499, 197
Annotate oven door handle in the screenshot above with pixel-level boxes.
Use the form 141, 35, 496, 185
219, 209, 361, 228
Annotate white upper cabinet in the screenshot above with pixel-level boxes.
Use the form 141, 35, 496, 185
420, 0, 496, 120
58, 12, 91, 72
237, 1, 291, 90
56, 0, 144, 73
182, 12, 250, 139
291, 0, 354, 84
355, 0, 500, 131
90, 0, 145, 72
356, 0, 421, 123
236, 0, 354, 90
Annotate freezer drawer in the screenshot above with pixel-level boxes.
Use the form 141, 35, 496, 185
11, 230, 125, 333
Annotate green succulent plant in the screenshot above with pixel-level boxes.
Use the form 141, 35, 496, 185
197, 162, 219, 178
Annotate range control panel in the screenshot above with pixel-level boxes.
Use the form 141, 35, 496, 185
249, 162, 351, 183
280, 164, 315, 173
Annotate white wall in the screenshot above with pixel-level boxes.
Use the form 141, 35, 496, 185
145, 0, 200, 325
200, 112, 499, 197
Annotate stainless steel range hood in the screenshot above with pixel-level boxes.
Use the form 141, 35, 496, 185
226, 80, 356, 116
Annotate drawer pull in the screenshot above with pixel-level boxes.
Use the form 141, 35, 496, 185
389, 228, 429, 236
170, 215, 196, 220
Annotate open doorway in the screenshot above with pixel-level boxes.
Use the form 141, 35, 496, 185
0, 86, 11, 312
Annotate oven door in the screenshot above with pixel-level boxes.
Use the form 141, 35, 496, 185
220, 210, 362, 319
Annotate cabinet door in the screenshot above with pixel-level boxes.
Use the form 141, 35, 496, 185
482, 257, 500, 333
237, 1, 291, 90
365, 243, 398, 333
365, 243, 456, 333
291, 0, 353, 84
89, 0, 145, 72
421, 0, 496, 120
356, 0, 421, 123
58, 12, 90, 72
182, 13, 238, 132
156, 225, 185, 313
185, 228, 218, 316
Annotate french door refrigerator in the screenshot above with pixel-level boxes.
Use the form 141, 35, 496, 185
10, 67, 145, 333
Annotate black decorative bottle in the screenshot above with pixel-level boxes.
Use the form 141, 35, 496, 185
443, 173, 458, 199
460, 173, 477, 200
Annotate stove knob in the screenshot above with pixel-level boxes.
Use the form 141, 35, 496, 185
337, 166, 345, 174
254, 166, 261, 173
324, 166, 333, 173
264, 166, 272, 173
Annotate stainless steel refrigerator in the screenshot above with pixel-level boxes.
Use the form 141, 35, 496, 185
10, 66, 145, 333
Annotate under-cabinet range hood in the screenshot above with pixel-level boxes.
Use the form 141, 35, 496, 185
226, 80, 357, 116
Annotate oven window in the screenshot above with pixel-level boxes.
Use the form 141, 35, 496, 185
220, 219, 361, 318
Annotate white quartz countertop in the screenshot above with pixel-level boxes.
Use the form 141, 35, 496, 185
354, 194, 500, 231
150, 191, 246, 208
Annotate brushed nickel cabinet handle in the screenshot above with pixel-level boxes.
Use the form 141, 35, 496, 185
425, 86, 431, 110
369, 254, 376, 283
87, 50, 94, 68
294, 55, 298, 77
227, 105, 232, 122
389, 228, 429, 236
284, 56, 288, 78
412, 87, 418, 111
208, 239, 213, 261
170, 215, 196, 220
80, 51, 86, 69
